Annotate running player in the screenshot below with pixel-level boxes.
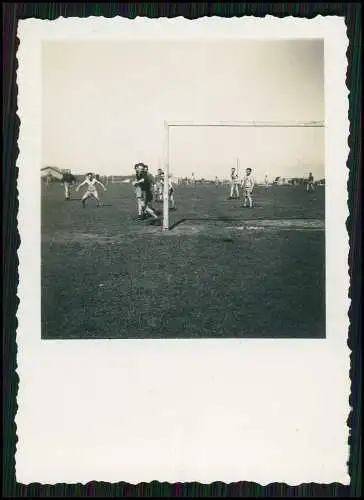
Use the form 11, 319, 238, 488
133, 163, 159, 223
229, 167, 240, 199
143, 165, 156, 194
241, 168, 255, 208
76, 172, 107, 208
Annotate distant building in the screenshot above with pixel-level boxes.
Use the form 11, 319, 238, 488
288, 177, 306, 186
41, 166, 64, 181
273, 176, 289, 185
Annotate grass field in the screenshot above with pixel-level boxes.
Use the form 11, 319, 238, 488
41, 181, 325, 339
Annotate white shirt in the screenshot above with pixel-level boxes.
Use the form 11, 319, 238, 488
231, 171, 239, 183
84, 178, 99, 191
242, 174, 255, 188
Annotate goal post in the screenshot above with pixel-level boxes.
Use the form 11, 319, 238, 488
162, 120, 325, 231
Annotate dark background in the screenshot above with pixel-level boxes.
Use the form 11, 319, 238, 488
3, 2, 361, 497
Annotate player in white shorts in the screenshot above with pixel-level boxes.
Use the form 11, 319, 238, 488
133, 163, 147, 219
241, 168, 255, 208
76, 172, 107, 208
229, 167, 240, 199
160, 172, 176, 210
154, 168, 164, 202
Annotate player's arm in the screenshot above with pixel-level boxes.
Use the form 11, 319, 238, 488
133, 178, 145, 186
95, 179, 107, 191
76, 180, 86, 191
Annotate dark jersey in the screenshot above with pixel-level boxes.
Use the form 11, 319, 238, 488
135, 172, 153, 202
135, 171, 144, 182
140, 173, 153, 192
62, 173, 76, 183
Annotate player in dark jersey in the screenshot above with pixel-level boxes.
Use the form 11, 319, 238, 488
133, 163, 159, 223
61, 172, 76, 200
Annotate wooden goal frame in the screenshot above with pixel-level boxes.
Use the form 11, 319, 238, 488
162, 120, 325, 231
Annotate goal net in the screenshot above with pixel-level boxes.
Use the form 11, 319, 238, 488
162, 121, 325, 231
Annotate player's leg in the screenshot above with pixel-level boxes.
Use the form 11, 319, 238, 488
144, 191, 158, 219
144, 205, 158, 219
247, 188, 253, 208
135, 187, 144, 218
81, 191, 90, 207
137, 198, 144, 217
64, 183, 70, 200
242, 189, 248, 207
137, 199, 146, 220
92, 190, 101, 206
169, 192, 176, 210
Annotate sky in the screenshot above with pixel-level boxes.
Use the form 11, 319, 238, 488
42, 39, 325, 181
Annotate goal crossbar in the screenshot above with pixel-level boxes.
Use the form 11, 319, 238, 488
162, 120, 325, 231
166, 120, 324, 128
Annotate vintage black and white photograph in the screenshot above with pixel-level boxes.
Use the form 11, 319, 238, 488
16, 16, 350, 486
41, 37, 326, 340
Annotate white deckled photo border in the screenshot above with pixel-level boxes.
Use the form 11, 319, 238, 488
16, 16, 350, 485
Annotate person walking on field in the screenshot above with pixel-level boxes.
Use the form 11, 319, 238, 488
306, 172, 315, 192
228, 167, 240, 199
241, 168, 255, 208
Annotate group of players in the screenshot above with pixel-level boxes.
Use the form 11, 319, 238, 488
59, 165, 315, 223
229, 166, 256, 208
60, 163, 175, 225
133, 162, 175, 224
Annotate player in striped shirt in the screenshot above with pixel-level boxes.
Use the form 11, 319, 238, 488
241, 168, 255, 208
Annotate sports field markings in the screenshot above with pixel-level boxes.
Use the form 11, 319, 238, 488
42, 218, 324, 244
169, 217, 325, 232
